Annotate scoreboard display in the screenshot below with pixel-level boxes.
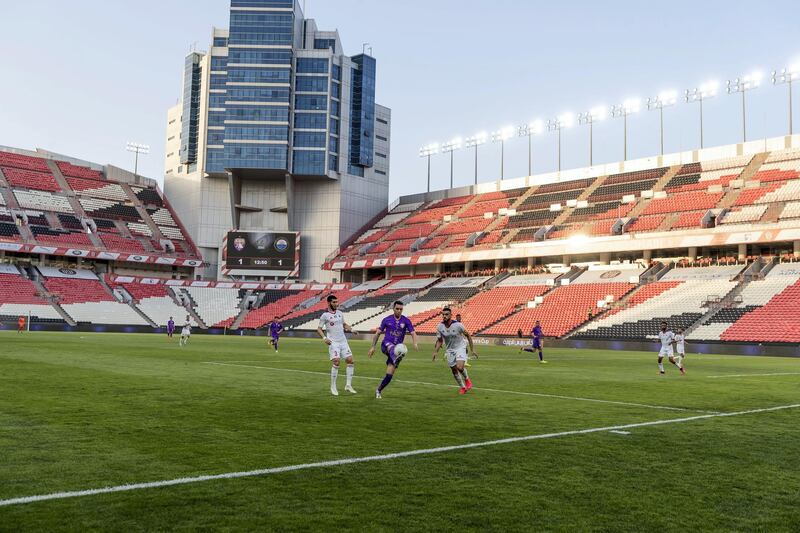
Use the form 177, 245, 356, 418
223, 231, 299, 276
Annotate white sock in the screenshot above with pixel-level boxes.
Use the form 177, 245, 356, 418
346, 364, 354, 387
452, 369, 465, 388
331, 365, 339, 389
658, 362, 664, 372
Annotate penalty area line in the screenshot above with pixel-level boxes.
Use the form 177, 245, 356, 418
1, 403, 798, 508
202, 361, 716, 414
706, 372, 800, 379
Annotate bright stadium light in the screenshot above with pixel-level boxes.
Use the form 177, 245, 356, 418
546, 113, 573, 172
419, 143, 439, 192
125, 142, 150, 177
685, 80, 719, 148
646, 90, 677, 155
772, 63, 800, 135
610, 99, 641, 160
727, 71, 763, 142
518, 119, 544, 176
491, 126, 515, 180
464, 132, 487, 185
577, 106, 607, 166
441, 137, 462, 188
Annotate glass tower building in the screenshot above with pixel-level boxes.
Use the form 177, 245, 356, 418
164, 0, 391, 281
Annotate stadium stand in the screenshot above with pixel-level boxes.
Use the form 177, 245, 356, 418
237, 289, 322, 329
112, 282, 187, 327
43, 272, 149, 325
181, 287, 244, 327
0, 268, 63, 322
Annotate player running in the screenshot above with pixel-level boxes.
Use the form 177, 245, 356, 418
520, 320, 547, 363
179, 319, 192, 347
432, 307, 478, 395
317, 295, 357, 396
17, 315, 25, 334
454, 312, 471, 367
674, 328, 687, 368
167, 316, 175, 338
268, 316, 283, 352
657, 321, 685, 375
368, 300, 419, 399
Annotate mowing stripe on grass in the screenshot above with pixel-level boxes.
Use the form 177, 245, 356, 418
203, 361, 716, 413
2, 403, 797, 508
706, 372, 800, 379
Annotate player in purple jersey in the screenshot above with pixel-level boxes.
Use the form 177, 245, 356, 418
167, 317, 175, 338
368, 300, 419, 398
520, 320, 547, 363
268, 316, 283, 352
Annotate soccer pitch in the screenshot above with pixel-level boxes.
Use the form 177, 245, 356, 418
1, 332, 799, 531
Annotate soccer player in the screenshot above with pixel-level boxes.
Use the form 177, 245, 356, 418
17, 315, 25, 334
674, 328, 687, 369
368, 300, 419, 399
268, 316, 283, 352
657, 321, 685, 375
432, 307, 478, 394
167, 316, 175, 338
520, 320, 547, 363
179, 318, 192, 347
317, 295, 357, 396
454, 312, 472, 367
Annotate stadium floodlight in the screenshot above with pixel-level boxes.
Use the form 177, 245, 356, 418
546, 113, 573, 172
727, 71, 763, 142
491, 126, 515, 180
464, 132, 488, 185
125, 142, 150, 177
419, 143, 439, 192
772, 64, 800, 135
441, 137, 462, 189
610, 99, 641, 161
685, 80, 719, 149
518, 119, 544, 177
577, 106, 607, 166
646, 90, 678, 155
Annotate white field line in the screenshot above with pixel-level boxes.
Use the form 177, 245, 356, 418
706, 372, 800, 379
2, 403, 797, 508
203, 361, 717, 414
609, 430, 631, 435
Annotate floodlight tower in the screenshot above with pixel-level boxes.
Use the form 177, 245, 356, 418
610, 99, 641, 161
491, 126, 515, 180
727, 71, 762, 142
464, 133, 487, 185
577, 106, 607, 166
419, 143, 439, 192
685, 81, 719, 149
772, 64, 800, 135
518, 120, 543, 176
546, 113, 573, 172
441, 138, 462, 189
126, 142, 150, 177
646, 90, 677, 155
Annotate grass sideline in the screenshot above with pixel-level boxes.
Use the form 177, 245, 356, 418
1, 331, 799, 531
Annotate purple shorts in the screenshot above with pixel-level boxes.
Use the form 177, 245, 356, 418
532, 338, 541, 350
381, 342, 403, 367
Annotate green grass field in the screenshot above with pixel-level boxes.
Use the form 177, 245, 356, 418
1, 331, 799, 532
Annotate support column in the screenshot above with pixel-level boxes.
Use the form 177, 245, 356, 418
435, 263, 443, 275
562, 254, 571, 266
527, 257, 535, 269
410, 266, 416, 277
599, 252, 610, 265
688, 247, 698, 260
385, 268, 391, 280
228, 171, 243, 230
643, 250, 652, 262
793, 241, 800, 256
464, 261, 473, 274
494, 259, 503, 273
362, 269, 368, 283
738, 243, 747, 262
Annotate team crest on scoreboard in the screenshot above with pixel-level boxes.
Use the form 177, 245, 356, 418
233, 237, 246, 251
274, 238, 289, 252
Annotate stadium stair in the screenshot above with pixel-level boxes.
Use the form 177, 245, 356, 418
28, 276, 77, 326
576, 174, 609, 201
759, 202, 785, 224
716, 188, 742, 210
738, 152, 770, 184
684, 279, 749, 337
651, 165, 682, 192
175, 289, 208, 328
45, 159, 73, 193
656, 213, 680, 232
229, 290, 255, 329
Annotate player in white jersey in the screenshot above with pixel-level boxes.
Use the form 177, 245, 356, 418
432, 307, 478, 394
179, 316, 192, 347
674, 328, 687, 368
317, 294, 358, 396
657, 321, 685, 375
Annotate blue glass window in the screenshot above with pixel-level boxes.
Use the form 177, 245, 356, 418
209, 94, 227, 108
210, 74, 227, 90
314, 39, 336, 53
210, 57, 228, 71
207, 111, 226, 127
207, 131, 225, 145
225, 105, 289, 122
293, 132, 326, 148
330, 81, 340, 99
296, 58, 329, 74
228, 49, 292, 65
329, 154, 338, 172
295, 95, 327, 111
332, 64, 341, 81
295, 76, 328, 92
226, 87, 290, 103
292, 150, 326, 175
330, 99, 340, 117
227, 67, 290, 84
213, 37, 228, 47
329, 118, 339, 135
205, 148, 226, 173
294, 113, 327, 129
328, 136, 339, 153
225, 144, 288, 170
226, 126, 289, 141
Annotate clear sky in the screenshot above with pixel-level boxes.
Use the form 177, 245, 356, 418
1, 0, 798, 202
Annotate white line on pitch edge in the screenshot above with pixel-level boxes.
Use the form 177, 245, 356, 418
706, 372, 800, 379
609, 430, 631, 435
202, 361, 716, 413
2, 403, 797, 508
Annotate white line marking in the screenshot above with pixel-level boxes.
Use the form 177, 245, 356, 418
706, 372, 800, 379
203, 362, 715, 413
609, 430, 631, 435
2, 403, 797, 508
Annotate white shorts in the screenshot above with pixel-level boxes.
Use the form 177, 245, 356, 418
181, 330, 191, 338
676, 348, 685, 356
328, 341, 353, 360
658, 346, 674, 358
446, 348, 469, 367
